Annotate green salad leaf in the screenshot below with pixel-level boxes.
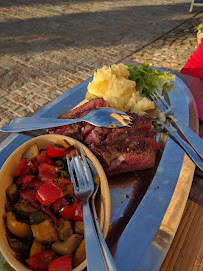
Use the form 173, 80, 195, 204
125, 61, 176, 97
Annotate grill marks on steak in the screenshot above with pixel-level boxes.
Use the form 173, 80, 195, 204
84, 127, 110, 145
47, 98, 159, 175
91, 129, 158, 175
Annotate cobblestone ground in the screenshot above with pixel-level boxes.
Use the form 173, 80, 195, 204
0, 0, 202, 131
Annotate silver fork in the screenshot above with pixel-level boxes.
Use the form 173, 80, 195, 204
86, 159, 118, 271
150, 91, 203, 170
0, 108, 132, 133
150, 91, 203, 160
66, 149, 117, 271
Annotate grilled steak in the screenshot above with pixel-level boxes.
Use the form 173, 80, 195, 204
47, 98, 159, 175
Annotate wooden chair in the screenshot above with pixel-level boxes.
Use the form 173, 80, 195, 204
189, 0, 203, 12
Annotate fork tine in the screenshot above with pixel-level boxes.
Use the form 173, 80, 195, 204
151, 91, 173, 117
151, 93, 166, 112
66, 154, 78, 192
80, 148, 94, 187
75, 150, 90, 188
155, 91, 171, 110
71, 151, 86, 189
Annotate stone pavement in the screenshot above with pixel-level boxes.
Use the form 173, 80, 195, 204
0, 0, 203, 133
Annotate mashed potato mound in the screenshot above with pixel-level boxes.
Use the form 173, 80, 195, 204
86, 63, 155, 114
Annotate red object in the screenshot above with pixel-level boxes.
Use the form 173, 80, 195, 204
41, 206, 58, 224
46, 145, 67, 158
181, 38, 203, 79
29, 177, 44, 189
59, 197, 83, 221
16, 175, 35, 189
20, 189, 41, 209
48, 255, 72, 271
30, 161, 39, 174
26, 250, 56, 271
46, 144, 76, 159
38, 163, 58, 182
15, 158, 32, 177
37, 151, 53, 165
52, 198, 68, 213
36, 182, 63, 206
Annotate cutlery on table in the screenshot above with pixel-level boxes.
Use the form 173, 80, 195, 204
66, 149, 118, 271
153, 119, 203, 171
0, 108, 132, 132
86, 158, 119, 271
150, 91, 203, 159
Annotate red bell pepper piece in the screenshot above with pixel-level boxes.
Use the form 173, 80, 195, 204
16, 174, 35, 189
28, 177, 44, 189
20, 189, 41, 209
46, 144, 76, 159
46, 145, 67, 158
26, 250, 56, 271
38, 163, 58, 182
30, 160, 39, 174
48, 255, 72, 271
37, 151, 53, 165
59, 197, 83, 221
52, 198, 68, 213
36, 182, 63, 206
41, 206, 58, 224
15, 158, 33, 177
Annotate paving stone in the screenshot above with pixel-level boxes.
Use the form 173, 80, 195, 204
0, 0, 202, 127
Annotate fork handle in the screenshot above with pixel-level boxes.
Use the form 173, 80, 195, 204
82, 202, 108, 271
159, 120, 203, 171
170, 117, 203, 159
0, 117, 82, 132
91, 198, 118, 271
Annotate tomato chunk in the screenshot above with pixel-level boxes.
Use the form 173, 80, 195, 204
16, 175, 35, 189
46, 144, 76, 159
46, 145, 67, 158
15, 158, 32, 177
48, 255, 72, 271
36, 182, 63, 206
37, 151, 53, 165
26, 250, 56, 271
38, 163, 58, 182
52, 198, 68, 213
59, 197, 83, 221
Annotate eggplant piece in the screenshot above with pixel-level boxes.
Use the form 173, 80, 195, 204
29, 211, 51, 225
56, 218, 73, 241
6, 183, 19, 202
6, 230, 30, 253
52, 234, 83, 255
13, 200, 38, 219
